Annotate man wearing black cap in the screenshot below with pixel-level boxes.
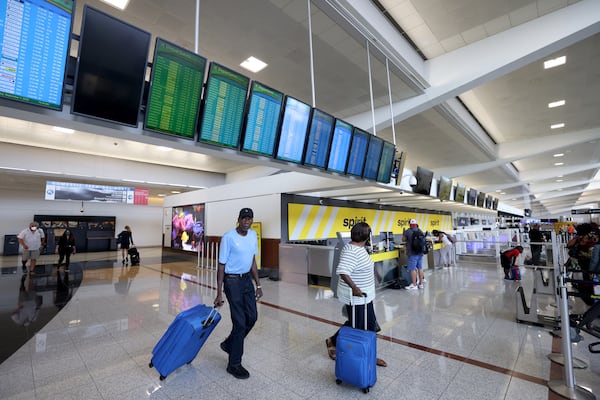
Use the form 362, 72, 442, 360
214, 208, 263, 379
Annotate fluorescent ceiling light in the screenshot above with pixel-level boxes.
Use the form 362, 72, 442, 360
99, 0, 130, 10
548, 100, 565, 108
157, 194, 166, 197
550, 123, 565, 129
29, 169, 62, 174
240, 56, 268, 73
554, 162, 564, 166
170, 190, 181, 194
544, 56, 566, 69
52, 126, 74, 134
122, 178, 145, 183
553, 153, 564, 157
556, 179, 563, 182
0, 166, 26, 171
156, 146, 173, 152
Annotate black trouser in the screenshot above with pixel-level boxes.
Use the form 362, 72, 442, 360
58, 249, 72, 267
330, 301, 377, 346
531, 245, 542, 265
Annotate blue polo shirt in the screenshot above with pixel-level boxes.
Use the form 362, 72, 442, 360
219, 228, 258, 274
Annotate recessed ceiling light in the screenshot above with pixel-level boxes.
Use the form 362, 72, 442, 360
500, 192, 506, 195
170, 190, 181, 194
550, 123, 565, 129
548, 100, 565, 108
556, 179, 563, 182
554, 162, 564, 166
99, 0, 130, 10
52, 126, 74, 134
553, 153, 564, 157
544, 55, 566, 69
157, 194, 166, 197
240, 56, 268, 73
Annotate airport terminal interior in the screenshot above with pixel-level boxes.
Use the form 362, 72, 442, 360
0, 246, 598, 400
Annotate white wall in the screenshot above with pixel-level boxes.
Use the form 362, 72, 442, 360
0, 186, 163, 254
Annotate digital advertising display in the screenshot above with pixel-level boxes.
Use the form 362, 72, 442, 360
171, 204, 205, 252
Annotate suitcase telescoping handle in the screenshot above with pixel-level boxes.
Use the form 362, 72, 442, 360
350, 293, 368, 331
202, 307, 219, 328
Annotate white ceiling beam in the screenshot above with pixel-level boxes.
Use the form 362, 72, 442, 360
346, 0, 600, 131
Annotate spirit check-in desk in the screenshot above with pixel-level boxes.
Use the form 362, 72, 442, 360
279, 241, 402, 291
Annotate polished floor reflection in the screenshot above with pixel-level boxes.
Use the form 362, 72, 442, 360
0, 248, 598, 399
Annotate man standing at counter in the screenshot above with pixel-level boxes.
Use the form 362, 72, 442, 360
402, 219, 425, 290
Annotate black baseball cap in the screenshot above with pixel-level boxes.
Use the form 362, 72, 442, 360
239, 208, 254, 219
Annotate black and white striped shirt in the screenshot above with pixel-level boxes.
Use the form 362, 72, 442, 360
336, 243, 375, 305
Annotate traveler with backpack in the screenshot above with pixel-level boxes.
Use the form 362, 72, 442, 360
402, 219, 427, 290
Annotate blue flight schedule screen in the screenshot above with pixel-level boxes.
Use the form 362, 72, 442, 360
327, 119, 352, 173
303, 109, 333, 168
275, 97, 311, 163
363, 136, 383, 180
0, 0, 73, 110
242, 82, 283, 156
346, 129, 369, 176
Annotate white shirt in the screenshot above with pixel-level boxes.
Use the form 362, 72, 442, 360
336, 243, 375, 305
18, 228, 45, 250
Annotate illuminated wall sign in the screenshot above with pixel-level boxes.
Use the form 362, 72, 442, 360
45, 181, 148, 205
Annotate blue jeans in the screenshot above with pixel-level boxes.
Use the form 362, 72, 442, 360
222, 274, 257, 366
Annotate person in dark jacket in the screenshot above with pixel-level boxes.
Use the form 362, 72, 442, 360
117, 225, 134, 265
55, 229, 76, 270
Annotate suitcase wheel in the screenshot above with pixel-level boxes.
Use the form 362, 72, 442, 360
159, 375, 166, 381
363, 388, 370, 394
148, 361, 153, 368
336, 379, 341, 385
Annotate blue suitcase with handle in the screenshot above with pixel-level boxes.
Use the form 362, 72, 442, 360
335, 295, 377, 393
149, 303, 221, 380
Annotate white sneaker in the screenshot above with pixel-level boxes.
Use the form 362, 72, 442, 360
418, 284, 424, 289
406, 284, 418, 291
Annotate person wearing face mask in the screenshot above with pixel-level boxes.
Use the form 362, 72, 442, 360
17, 222, 46, 274
56, 229, 76, 270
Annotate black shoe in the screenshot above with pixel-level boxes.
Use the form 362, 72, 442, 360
226, 364, 249, 379
220, 341, 230, 354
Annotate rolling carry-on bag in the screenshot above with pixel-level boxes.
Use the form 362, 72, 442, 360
335, 294, 377, 393
149, 303, 221, 380
128, 247, 140, 265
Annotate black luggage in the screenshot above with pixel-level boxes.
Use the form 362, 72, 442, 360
128, 247, 140, 265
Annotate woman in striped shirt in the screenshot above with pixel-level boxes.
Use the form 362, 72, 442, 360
325, 221, 387, 367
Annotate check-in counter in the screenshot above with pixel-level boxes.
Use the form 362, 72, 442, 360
280, 242, 401, 290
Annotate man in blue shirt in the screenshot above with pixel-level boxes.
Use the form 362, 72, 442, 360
214, 208, 262, 379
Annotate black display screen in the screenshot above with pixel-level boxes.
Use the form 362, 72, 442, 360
362, 135, 384, 180
199, 62, 250, 148
455, 183, 466, 203
377, 140, 395, 183
467, 188, 477, 205
303, 108, 334, 169
327, 119, 353, 173
241, 81, 284, 156
144, 38, 207, 139
275, 96, 311, 163
413, 166, 434, 195
477, 192, 486, 207
438, 176, 453, 201
346, 128, 370, 177
0, 0, 74, 110
71, 6, 151, 126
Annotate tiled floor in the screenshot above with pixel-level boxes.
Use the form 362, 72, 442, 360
0, 248, 598, 399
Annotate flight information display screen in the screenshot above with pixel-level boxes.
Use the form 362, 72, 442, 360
144, 38, 207, 139
303, 108, 334, 169
326, 119, 353, 173
346, 128, 370, 177
377, 140, 395, 183
275, 96, 311, 163
199, 62, 249, 148
362, 135, 383, 180
0, 0, 73, 110
241, 81, 284, 156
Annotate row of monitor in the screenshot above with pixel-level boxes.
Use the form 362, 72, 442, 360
413, 166, 499, 210
1, 3, 396, 184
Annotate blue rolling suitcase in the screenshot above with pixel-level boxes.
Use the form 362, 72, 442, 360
149, 304, 221, 380
335, 295, 377, 393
